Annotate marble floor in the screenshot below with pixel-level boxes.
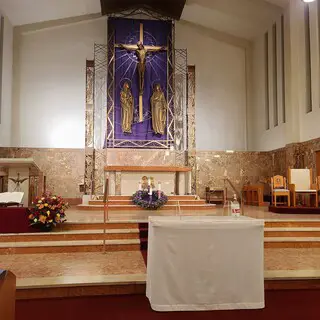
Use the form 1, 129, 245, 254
66, 205, 320, 223
1, 248, 320, 288
2, 206, 320, 289
0, 251, 146, 279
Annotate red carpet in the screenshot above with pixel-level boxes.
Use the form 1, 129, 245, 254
269, 206, 320, 214
16, 290, 320, 320
138, 222, 148, 252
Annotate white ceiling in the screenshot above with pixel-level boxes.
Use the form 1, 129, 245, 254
0, 0, 289, 39
182, 0, 287, 40
264, 0, 289, 7
0, 0, 101, 26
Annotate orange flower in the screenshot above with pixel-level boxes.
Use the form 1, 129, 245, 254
39, 215, 46, 224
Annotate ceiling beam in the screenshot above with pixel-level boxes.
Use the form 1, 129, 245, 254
100, 0, 186, 20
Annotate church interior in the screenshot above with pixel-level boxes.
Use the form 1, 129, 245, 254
1, 0, 320, 319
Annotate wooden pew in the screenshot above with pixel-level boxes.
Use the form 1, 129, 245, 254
0, 270, 16, 320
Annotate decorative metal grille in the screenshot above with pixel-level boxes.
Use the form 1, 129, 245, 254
84, 18, 190, 195
174, 49, 187, 152
94, 44, 108, 149
107, 8, 172, 22
93, 44, 108, 195
187, 65, 197, 194
105, 20, 182, 149
84, 60, 94, 195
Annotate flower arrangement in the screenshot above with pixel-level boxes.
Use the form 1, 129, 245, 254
132, 190, 168, 210
29, 193, 69, 231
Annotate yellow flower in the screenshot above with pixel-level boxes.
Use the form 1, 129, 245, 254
47, 210, 50, 216
38, 200, 42, 204
34, 218, 38, 222
57, 213, 60, 218
48, 220, 53, 223
44, 203, 48, 207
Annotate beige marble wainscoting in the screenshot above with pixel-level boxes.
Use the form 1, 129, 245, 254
1, 136, 320, 200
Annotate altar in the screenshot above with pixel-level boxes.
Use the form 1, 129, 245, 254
147, 216, 265, 311
104, 166, 192, 196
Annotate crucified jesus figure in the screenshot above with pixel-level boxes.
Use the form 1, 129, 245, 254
118, 41, 166, 95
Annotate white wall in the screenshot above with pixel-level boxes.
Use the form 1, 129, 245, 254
249, 0, 320, 151
11, 17, 106, 148
296, 0, 320, 143
11, 17, 248, 150
249, 16, 287, 151
176, 21, 248, 151
0, 14, 13, 147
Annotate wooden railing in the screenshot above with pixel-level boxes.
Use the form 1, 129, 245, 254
0, 270, 16, 320
103, 177, 109, 252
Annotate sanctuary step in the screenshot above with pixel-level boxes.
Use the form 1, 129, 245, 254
2, 219, 320, 256
98, 195, 197, 201
264, 227, 320, 237
78, 195, 214, 211
78, 204, 214, 211
0, 239, 140, 255
138, 220, 320, 251
88, 199, 206, 205
0, 229, 140, 242
265, 220, 320, 228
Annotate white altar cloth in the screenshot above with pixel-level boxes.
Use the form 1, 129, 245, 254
146, 216, 264, 312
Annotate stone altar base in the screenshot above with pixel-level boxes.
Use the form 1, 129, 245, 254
77, 195, 215, 211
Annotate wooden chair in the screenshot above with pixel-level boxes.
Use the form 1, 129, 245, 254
288, 168, 318, 207
271, 175, 290, 207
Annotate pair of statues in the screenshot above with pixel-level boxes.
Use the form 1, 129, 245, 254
120, 82, 167, 135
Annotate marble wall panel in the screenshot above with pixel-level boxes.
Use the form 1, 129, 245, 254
2, 136, 320, 199
0, 148, 85, 198
105, 149, 176, 166
270, 148, 287, 177
195, 151, 273, 198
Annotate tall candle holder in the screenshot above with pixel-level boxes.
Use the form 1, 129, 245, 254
158, 182, 162, 199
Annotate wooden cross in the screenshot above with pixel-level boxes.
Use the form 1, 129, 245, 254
116, 23, 167, 122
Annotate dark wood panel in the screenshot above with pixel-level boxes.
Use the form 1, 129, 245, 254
316, 151, 320, 177
100, 0, 186, 20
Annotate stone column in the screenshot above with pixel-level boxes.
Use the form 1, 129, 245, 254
105, 171, 116, 196
177, 172, 186, 195
115, 171, 122, 195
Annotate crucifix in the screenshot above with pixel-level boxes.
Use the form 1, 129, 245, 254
116, 23, 167, 122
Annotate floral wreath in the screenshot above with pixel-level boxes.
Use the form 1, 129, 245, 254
132, 190, 168, 210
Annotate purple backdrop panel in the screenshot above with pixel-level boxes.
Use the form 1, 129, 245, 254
109, 18, 171, 142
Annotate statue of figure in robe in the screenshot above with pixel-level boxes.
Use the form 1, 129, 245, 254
120, 82, 134, 133
151, 84, 167, 135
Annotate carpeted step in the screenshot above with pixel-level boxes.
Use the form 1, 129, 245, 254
138, 223, 148, 229
140, 238, 148, 251
139, 229, 148, 239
